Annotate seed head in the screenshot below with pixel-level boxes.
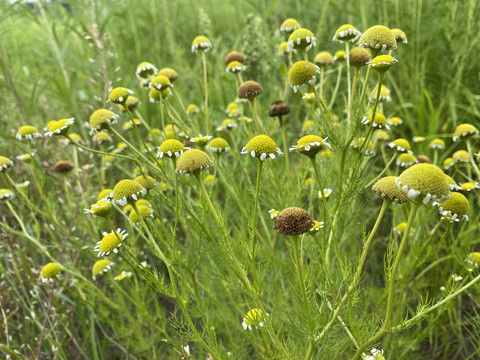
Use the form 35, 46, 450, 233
175, 149, 213, 175
357, 25, 397, 52
53, 160, 74, 173
238, 80, 263, 99
274, 207, 315, 236
269, 100, 290, 117
372, 176, 408, 203
348, 47, 371, 66
224, 51, 245, 66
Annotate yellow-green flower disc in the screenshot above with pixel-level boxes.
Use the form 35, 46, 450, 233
157, 139, 186, 159
136, 61, 158, 79
0, 156, 13, 172
134, 175, 157, 190
333, 24, 361, 42
93, 131, 112, 144
374, 84, 392, 102
273, 207, 315, 236
158, 67, 178, 82
452, 150, 470, 163
280, 18, 301, 34
350, 137, 375, 156
97, 188, 113, 201
372, 176, 408, 203
357, 25, 397, 52
226, 61, 245, 73
40, 262, 62, 281
95, 231, 127, 256
388, 138, 411, 153
68, 133, 83, 143
119, 96, 140, 112
368, 55, 398, 73
186, 104, 200, 115
443, 157, 454, 170
16, 125, 42, 140
467, 253, 480, 267
313, 51, 334, 66
92, 259, 113, 279
238, 80, 263, 99
391, 28, 408, 44
191, 35, 212, 52
89, 200, 112, 218
112, 179, 147, 206
206, 137, 231, 153
396, 163, 450, 203
45, 118, 75, 136
0, 188, 14, 201
108, 87, 133, 104
333, 50, 346, 62
376, 130, 390, 141
287, 28, 316, 52
452, 123, 479, 142
89, 109, 118, 131
224, 51, 245, 66
150, 75, 172, 91
242, 135, 281, 161
348, 47, 371, 66
220, 119, 238, 130
288, 61, 320, 93
396, 153, 417, 168
429, 138, 445, 150
129, 205, 154, 225
291, 135, 330, 158
362, 112, 389, 129
176, 149, 213, 175
444, 174, 459, 190
460, 182, 479, 192
437, 191, 469, 222
242, 308, 267, 330
278, 41, 289, 56
394, 222, 412, 234
123, 199, 151, 212
302, 120, 315, 132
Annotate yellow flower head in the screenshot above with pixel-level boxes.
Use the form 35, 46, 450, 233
460, 182, 479, 192
288, 61, 320, 93
290, 135, 331, 158
92, 259, 113, 280
84, 200, 112, 218
396, 153, 417, 168
333, 50, 346, 62
134, 175, 157, 190
313, 51, 334, 66
362, 112, 389, 129
242, 308, 268, 330
287, 28, 316, 52
112, 179, 147, 206
186, 104, 200, 115
191, 35, 212, 52
278, 41, 290, 56
40, 262, 62, 282
388, 138, 412, 153
136, 61, 158, 79
45, 118, 75, 136
452, 123, 479, 142
175, 149, 213, 175
158, 67, 178, 82
206, 137, 231, 153
333, 24, 361, 43
350, 137, 375, 156
94, 229, 128, 256
0, 188, 14, 201
372, 176, 409, 203
89, 109, 118, 132
435, 191, 469, 222
443, 157, 455, 170
0, 156, 13, 172
452, 150, 470, 163
280, 18, 301, 34
396, 163, 450, 204
129, 205, 154, 225
368, 55, 398, 73
226, 61, 246, 73
242, 135, 282, 161
150, 75, 172, 91
391, 28, 408, 44
430, 138, 445, 150
357, 25, 397, 52
108, 87, 133, 104
157, 139, 187, 159
97, 188, 113, 201
17, 125, 42, 140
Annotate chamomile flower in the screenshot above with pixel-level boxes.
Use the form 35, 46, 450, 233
226, 61, 246, 73
333, 24, 361, 43
224, 51, 245, 66
191, 35, 212, 52
318, 188, 333, 198
357, 25, 397, 53
186, 104, 200, 115
350, 137, 376, 156
452, 123, 479, 142
242, 308, 268, 330
443, 157, 455, 170
302, 120, 315, 132
430, 138, 445, 150
310, 220, 324, 232
40, 263, 62, 283
465, 252, 480, 270
15, 181, 30, 189
392, 28, 408, 44
372, 176, 409, 204
190, 134, 213, 148
16, 125, 42, 140
158, 67, 178, 82
136, 61, 158, 79
92, 260, 114, 280
395, 163, 451, 204
333, 50, 346, 62
460, 182, 479, 192
268, 209, 279, 219
226, 102, 241, 117
278, 41, 290, 56
370, 85, 391, 102
108, 87, 133, 104
94, 229, 128, 257
206, 137, 231, 153
302, 93, 316, 101
119, 96, 140, 112
129, 205, 154, 225
134, 175, 157, 190
0, 188, 14, 201
287, 28, 316, 52
97, 188, 113, 201
217, 119, 238, 131
388, 116, 403, 126
150, 75, 173, 91
451, 274, 463, 282
388, 138, 412, 153
89, 109, 118, 133
396, 153, 417, 168
176, 149, 213, 175
45, 118, 75, 136
111, 179, 147, 206
280, 18, 301, 34
290, 135, 330, 158
434, 191, 469, 223
115, 271, 133, 281
393, 222, 414, 236
412, 136, 426, 143
367, 55, 398, 73
241, 135, 282, 161
84, 200, 112, 218
349, 47, 371, 67
288, 61, 320, 93
452, 150, 470, 163
365, 348, 385, 360
313, 51, 334, 66
361, 113, 390, 129
0, 156, 13, 172
157, 139, 187, 159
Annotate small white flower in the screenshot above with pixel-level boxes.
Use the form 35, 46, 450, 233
451, 274, 463, 282
318, 188, 332, 198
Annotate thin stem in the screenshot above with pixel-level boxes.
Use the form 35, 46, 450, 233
251, 160, 263, 283
328, 63, 343, 108
279, 117, 290, 174
248, 98, 262, 132
201, 51, 210, 133
345, 42, 352, 128
466, 140, 480, 179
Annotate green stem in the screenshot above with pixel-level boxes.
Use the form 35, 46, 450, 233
279, 117, 290, 174
248, 98, 262, 132
466, 140, 480, 179
345, 42, 352, 128
201, 51, 210, 133
328, 63, 343, 108
251, 160, 263, 283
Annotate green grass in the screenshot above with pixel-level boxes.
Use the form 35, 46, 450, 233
0, 0, 479, 359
